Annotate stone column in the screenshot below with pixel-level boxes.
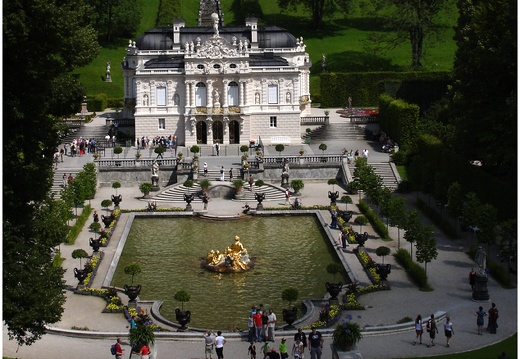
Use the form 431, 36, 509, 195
206, 80, 213, 110
222, 80, 229, 108
185, 81, 191, 108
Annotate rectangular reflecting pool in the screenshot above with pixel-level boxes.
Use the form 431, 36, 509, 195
110, 215, 348, 329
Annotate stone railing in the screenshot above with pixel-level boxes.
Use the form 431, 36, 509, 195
262, 155, 345, 166
349, 116, 378, 123
95, 158, 178, 168
105, 118, 135, 126
300, 116, 329, 125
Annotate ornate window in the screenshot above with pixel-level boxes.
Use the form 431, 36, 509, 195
195, 82, 207, 106
270, 116, 277, 128
197, 64, 205, 70
228, 82, 239, 106
213, 64, 221, 69
156, 86, 166, 106
268, 84, 278, 104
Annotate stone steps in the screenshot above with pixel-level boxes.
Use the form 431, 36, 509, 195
51, 169, 82, 199
306, 123, 366, 141
349, 162, 399, 190
151, 181, 287, 203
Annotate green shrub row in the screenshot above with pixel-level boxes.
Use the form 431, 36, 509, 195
466, 246, 511, 288
415, 198, 458, 240
357, 200, 390, 240
393, 248, 432, 291
320, 71, 452, 108
378, 94, 420, 152
408, 135, 515, 217
66, 205, 93, 244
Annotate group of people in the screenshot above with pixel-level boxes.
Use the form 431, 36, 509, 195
412, 303, 499, 350
343, 148, 369, 164
136, 135, 177, 152
244, 326, 322, 359
64, 137, 98, 158
248, 306, 277, 343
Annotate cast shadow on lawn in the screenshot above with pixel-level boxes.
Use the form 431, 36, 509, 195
311, 50, 401, 73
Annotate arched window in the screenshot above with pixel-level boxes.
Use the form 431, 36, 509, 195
195, 82, 207, 106
228, 81, 239, 106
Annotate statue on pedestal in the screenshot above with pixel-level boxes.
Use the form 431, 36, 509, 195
281, 158, 290, 188
105, 61, 112, 82
151, 160, 159, 187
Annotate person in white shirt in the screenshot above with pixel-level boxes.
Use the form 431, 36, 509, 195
214, 330, 226, 359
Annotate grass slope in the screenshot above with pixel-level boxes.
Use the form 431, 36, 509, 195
76, 0, 457, 100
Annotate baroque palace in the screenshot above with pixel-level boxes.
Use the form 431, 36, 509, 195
121, 0, 312, 147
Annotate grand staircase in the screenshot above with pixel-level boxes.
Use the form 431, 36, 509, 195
51, 169, 82, 199
151, 173, 287, 203
306, 123, 366, 141
348, 162, 399, 190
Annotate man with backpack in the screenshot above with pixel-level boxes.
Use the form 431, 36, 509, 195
111, 338, 124, 358
426, 314, 438, 348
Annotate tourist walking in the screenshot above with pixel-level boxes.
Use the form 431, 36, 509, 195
267, 309, 277, 341
488, 302, 499, 334
413, 314, 423, 345
202, 193, 209, 210
215, 142, 220, 156
308, 328, 323, 359
292, 337, 304, 359
214, 331, 226, 359
279, 338, 289, 359
443, 316, 454, 347
204, 162, 208, 177
229, 168, 233, 181
476, 306, 487, 335
248, 341, 257, 359
62, 173, 67, 188
285, 190, 290, 205
93, 211, 99, 223
426, 314, 438, 347
114, 338, 125, 359
204, 330, 215, 359
220, 166, 225, 181
138, 343, 150, 359
294, 328, 307, 357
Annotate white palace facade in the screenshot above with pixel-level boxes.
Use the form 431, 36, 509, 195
121, 1, 312, 147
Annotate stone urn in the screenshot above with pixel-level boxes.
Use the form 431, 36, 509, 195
89, 237, 101, 252
124, 284, 142, 302
282, 307, 298, 328
184, 193, 194, 211
101, 214, 115, 228
326, 282, 343, 300
73, 268, 88, 285
255, 192, 265, 211
328, 191, 339, 204
175, 308, 191, 331
375, 263, 391, 281
111, 194, 122, 208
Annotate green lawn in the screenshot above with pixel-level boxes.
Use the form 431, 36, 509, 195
393, 333, 517, 359
76, 0, 457, 100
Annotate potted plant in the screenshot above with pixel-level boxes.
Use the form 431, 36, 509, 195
275, 144, 285, 156
341, 195, 353, 212
255, 179, 265, 188
112, 181, 121, 196
174, 290, 191, 331
233, 179, 245, 199
129, 321, 155, 354
135, 152, 142, 160
333, 316, 362, 351
325, 263, 344, 300
291, 179, 304, 196
354, 215, 368, 232
72, 248, 89, 268
93, 153, 100, 160
177, 152, 184, 163
154, 146, 165, 159
199, 179, 211, 194
139, 182, 154, 198
281, 288, 299, 328
114, 146, 123, 159
124, 264, 142, 302
375, 246, 392, 281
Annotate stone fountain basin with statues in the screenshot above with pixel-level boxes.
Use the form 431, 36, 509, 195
104, 211, 352, 330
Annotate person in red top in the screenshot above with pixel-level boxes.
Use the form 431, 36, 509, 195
115, 338, 124, 359
139, 343, 150, 359
253, 311, 263, 342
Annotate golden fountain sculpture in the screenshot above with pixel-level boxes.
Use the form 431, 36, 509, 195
205, 236, 253, 272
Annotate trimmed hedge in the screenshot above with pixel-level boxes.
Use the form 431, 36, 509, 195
320, 71, 452, 108
357, 200, 390, 240
393, 248, 432, 291
415, 198, 458, 240
378, 94, 420, 152
66, 205, 93, 244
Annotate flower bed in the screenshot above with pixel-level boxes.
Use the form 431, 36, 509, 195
74, 286, 125, 313
99, 209, 120, 246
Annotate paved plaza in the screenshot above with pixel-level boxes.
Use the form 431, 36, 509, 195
3, 109, 517, 359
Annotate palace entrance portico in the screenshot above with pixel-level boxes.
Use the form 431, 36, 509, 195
192, 115, 243, 145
